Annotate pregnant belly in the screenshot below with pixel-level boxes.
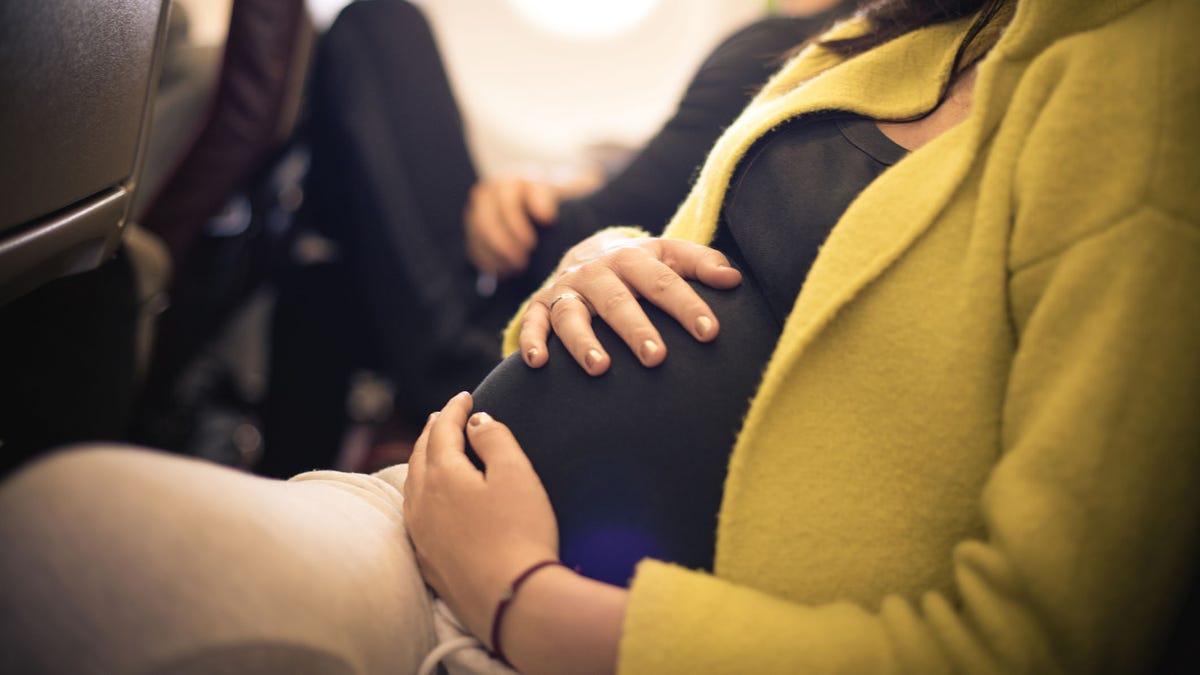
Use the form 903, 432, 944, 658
471, 280, 780, 585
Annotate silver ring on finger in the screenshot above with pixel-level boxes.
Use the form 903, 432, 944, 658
549, 291, 585, 313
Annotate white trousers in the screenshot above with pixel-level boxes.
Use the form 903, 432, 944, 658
0, 447, 518, 675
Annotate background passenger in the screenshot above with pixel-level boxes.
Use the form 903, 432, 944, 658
262, 0, 854, 476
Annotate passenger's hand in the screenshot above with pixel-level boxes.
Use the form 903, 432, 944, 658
519, 234, 742, 375
404, 392, 559, 644
464, 177, 561, 277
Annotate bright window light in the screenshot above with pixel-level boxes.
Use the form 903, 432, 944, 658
306, 0, 355, 29
506, 0, 660, 40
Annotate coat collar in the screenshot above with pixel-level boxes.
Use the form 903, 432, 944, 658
669, 0, 1154, 242
998, 0, 1152, 62
667, 15, 975, 357
663, 0, 1152, 374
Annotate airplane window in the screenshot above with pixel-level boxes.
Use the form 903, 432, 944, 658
506, 0, 660, 40
307, 0, 353, 28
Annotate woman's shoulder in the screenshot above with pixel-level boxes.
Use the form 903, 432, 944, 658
1019, 0, 1197, 139
1004, 0, 1199, 265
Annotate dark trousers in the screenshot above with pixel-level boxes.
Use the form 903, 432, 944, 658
262, 1, 786, 586
263, 0, 531, 476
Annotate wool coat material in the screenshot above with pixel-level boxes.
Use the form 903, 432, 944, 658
502, 0, 1200, 671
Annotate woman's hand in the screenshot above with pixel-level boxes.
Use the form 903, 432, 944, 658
403, 392, 559, 644
519, 233, 742, 375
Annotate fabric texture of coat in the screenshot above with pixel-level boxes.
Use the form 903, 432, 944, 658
502, 0, 1199, 671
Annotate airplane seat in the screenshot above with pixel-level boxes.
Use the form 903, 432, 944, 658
132, 0, 314, 455
0, 0, 172, 476
138, 0, 313, 267
0, 0, 169, 304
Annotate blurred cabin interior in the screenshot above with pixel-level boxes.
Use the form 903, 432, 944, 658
2, 0, 821, 473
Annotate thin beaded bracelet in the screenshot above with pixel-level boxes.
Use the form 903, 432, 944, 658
490, 559, 566, 666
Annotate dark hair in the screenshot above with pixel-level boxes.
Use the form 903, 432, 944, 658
822, 0, 1008, 59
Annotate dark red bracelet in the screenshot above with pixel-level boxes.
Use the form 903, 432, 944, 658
490, 559, 565, 666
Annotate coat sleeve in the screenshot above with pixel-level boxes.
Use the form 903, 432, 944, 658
616, 205, 1200, 674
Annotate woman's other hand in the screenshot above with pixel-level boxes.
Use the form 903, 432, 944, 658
403, 392, 559, 643
464, 177, 561, 278
519, 234, 742, 375
464, 170, 605, 278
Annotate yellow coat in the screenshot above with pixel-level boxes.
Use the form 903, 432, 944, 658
505, 0, 1200, 671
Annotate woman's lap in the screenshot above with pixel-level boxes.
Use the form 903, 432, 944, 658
0, 447, 437, 674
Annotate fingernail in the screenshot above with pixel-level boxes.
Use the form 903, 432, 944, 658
640, 340, 660, 362
695, 316, 714, 338
427, 412, 438, 424
525, 347, 539, 365
585, 348, 603, 370
455, 391, 471, 401
469, 412, 491, 427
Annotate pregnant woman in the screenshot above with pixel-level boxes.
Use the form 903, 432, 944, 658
2, 0, 1197, 673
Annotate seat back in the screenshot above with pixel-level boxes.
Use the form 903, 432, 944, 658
138, 0, 313, 266
130, 0, 314, 453
0, 0, 171, 304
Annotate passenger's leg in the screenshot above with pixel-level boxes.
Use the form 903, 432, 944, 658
305, 0, 494, 403
266, 0, 497, 470
0, 447, 435, 674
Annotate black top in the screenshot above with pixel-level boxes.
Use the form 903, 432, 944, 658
716, 116, 907, 323
473, 116, 906, 585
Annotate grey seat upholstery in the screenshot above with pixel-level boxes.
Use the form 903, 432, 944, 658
0, 0, 171, 305
0, 0, 171, 476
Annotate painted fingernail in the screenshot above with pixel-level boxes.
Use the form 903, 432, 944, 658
525, 347, 539, 365
640, 340, 660, 362
585, 348, 603, 370
695, 315, 714, 338
469, 412, 491, 427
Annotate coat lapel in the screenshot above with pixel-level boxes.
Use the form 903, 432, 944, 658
668, 17, 978, 381
735, 0, 1152, 398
